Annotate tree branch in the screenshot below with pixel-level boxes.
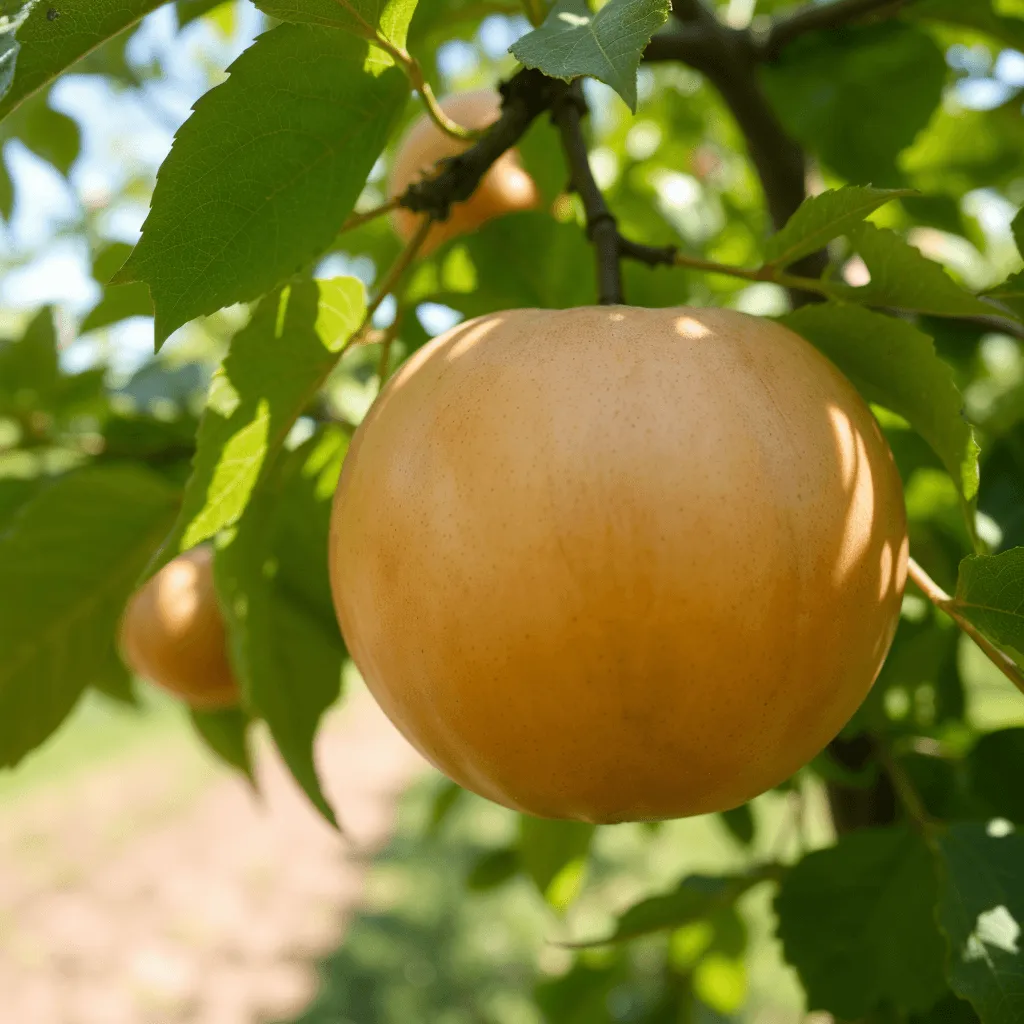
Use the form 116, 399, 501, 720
398, 68, 567, 223
552, 83, 623, 305
643, 1, 827, 300
908, 557, 1024, 699
758, 0, 914, 62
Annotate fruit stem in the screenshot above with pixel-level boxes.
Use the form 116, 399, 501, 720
907, 556, 1024, 699
373, 32, 481, 143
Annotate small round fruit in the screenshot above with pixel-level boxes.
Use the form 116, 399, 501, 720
329, 306, 908, 823
120, 546, 239, 710
388, 88, 539, 254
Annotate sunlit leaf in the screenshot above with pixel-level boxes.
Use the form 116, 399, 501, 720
764, 186, 916, 269
952, 548, 1024, 664
0, 0, 167, 120
168, 276, 364, 558
253, 0, 419, 48
116, 25, 405, 346
0, 466, 180, 767
936, 822, 1024, 1023
510, 0, 670, 111
783, 303, 980, 507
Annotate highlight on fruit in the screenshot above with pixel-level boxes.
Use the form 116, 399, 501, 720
388, 88, 540, 255
329, 305, 909, 824
119, 545, 240, 710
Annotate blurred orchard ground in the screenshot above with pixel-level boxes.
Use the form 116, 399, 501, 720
2, 0, 1024, 1022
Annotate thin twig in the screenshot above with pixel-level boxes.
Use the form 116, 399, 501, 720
339, 196, 401, 236
347, 217, 432, 352
552, 83, 623, 305
327, 0, 478, 141
908, 557, 1024, 699
875, 742, 934, 835
641, 0, 825, 295
370, 32, 479, 142
376, 308, 405, 387
617, 236, 677, 267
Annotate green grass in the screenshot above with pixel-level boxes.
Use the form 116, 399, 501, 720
0, 686, 191, 805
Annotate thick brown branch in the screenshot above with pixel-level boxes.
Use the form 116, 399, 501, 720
398, 68, 567, 222
759, 0, 914, 62
643, 0, 826, 297
553, 83, 624, 306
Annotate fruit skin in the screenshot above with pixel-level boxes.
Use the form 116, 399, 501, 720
388, 89, 539, 255
329, 306, 908, 823
120, 546, 239, 710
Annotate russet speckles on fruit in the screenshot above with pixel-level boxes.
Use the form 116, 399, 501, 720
120, 546, 239, 710
388, 89, 539, 255
328, 306, 908, 823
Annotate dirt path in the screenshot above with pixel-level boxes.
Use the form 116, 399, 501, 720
0, 691, 428, 1024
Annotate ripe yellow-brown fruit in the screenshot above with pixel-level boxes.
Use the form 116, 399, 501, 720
388, 89, 539, 254
329, 306, 908, 823
120, 546, 239, 710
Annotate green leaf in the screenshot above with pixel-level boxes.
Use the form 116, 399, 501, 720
519, 815, 595, 900
936, 822, 1024, 1022
168, 276, 364, 557
574, 873, 758, 946
80, 284, 154, 334
970, 729, 1024, 825
843, 222, 996, 319
91, 672, 140, 707
0, 476, 42, 530
719, 804, 756, 847
1013, 209, 1024, 262
4, 95, 80, 175
467, 846, 521, 890
763, 186, 916, 269
425, 778, 465, 837
952, 549, 1024, 662
911, 0, 1024, 51
0, 19, 18, 100
176, 0, 231, 28
0, 466, 180, 767
0, 306, 57, 412
190, 706, 255, 782
215, 427, 349, 826
782, 303, 980, 505
0, 1, 167, 122
253, 0, 418, 48
92, 241, 134, 284
984, 270, 1024, 323
509, 0, 670, 112
775, 827, 948, 1018
0, 152, 12, 219
762, 23, 946, 186
913, 993, 984, 1024
115, 24, 406, 347
407, 211, 596, 315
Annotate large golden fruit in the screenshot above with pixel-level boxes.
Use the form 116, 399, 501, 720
388, 88, 539, 254
120, 546, 239, 710
329, 306, 908, 822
